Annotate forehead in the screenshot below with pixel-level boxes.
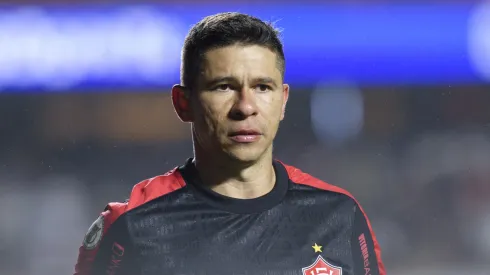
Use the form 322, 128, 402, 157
200, 45, 282, 80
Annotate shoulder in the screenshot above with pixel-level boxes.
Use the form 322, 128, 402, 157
278, 160, 380, 234
95, 166, 187, 224
280, 160, 386, 274
124, 167, 187, 212
75, 165, 192, 273
279, 160, 357, 201
81, 167, 186, 247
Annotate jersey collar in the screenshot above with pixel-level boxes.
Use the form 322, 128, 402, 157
178, 158, 289, 214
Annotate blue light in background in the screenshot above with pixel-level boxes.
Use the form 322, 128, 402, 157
0, 3, 484, 92
0, 7, 185, 91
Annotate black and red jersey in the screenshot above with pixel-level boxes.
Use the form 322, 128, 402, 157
74, 158, 385, 275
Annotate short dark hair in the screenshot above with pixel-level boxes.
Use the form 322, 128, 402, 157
180, 12, 285, 92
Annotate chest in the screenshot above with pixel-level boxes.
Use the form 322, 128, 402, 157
129, 203, 356, 275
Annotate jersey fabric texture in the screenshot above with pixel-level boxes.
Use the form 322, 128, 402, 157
74, 159, 385, 275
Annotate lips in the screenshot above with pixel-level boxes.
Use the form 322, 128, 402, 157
228, 129, 262, 143
229, 130, 261, 136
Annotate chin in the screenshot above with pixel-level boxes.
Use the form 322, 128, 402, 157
225, 148, 265, 164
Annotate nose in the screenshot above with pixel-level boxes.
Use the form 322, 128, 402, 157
228, 89, 258, 120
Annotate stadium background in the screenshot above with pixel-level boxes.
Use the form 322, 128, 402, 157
1, 0, 490, 274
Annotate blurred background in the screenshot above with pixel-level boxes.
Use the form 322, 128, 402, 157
1, 0, 490, 274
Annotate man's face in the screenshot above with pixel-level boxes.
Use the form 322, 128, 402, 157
190, 44, 289, 163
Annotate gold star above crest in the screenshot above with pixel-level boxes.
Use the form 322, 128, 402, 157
312, 243, 323, 253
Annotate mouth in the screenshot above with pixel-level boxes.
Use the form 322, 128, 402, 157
228, 130, 262, 143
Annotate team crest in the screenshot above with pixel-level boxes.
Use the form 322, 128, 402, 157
302, 255, 342, 275
83, 215, 104, 250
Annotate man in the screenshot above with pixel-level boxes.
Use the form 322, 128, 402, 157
74, 12, 385, 275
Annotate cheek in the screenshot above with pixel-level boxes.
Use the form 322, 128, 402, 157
264, 97, 284, 120
199, 103, 227, 134
260, 102, 283, 137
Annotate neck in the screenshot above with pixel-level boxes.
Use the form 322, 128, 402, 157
193, 147, 276, 199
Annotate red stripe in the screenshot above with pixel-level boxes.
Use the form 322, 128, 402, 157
74, 203, 127, 275
126, 167, 187, 211
280, 161, 386, 275
74, 168, 186, 275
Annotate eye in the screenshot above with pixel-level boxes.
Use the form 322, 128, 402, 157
256, 84, 272, 92
215, 84, 231, 91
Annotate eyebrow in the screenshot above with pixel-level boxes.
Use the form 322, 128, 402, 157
205, 76, 278, 88
254, 77, 277, 88
205, 76, 236, 88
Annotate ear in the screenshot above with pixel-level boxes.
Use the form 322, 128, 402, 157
171, 84, 193, 122
280, 84, 290, 121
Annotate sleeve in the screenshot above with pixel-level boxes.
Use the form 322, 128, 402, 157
74, 203, 132, 275
350, 203, 386, 275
